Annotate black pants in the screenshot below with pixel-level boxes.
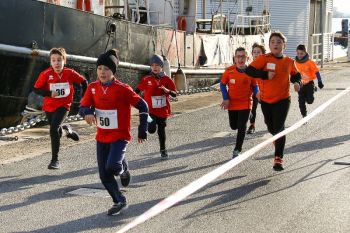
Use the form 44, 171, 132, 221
260, 97, 290, 158
45, 106, 68, 161
298, 81, 315, 117
228, 109, 250, 151
249, 95, 259, 124
148, 114, 167, 151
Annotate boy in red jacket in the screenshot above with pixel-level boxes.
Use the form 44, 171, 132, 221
34, 47, 87, 169
135, 55, 177, 159
79, 49, 148, 215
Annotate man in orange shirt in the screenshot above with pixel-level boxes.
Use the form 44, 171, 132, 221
295, 44, 324, 118
220, 47, 259, 159
245, 32, 302, 171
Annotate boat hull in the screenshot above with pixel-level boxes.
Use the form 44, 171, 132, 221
0, 0, 267, 128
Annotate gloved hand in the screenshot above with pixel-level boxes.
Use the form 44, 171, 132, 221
318, 82, 324, 89
138, 124, 147, 142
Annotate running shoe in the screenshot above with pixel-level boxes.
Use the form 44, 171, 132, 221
247, 125, 255, 134
62, 124, 80, 141
107, 202, 128, 216
273, 156, 284, 171
48, 160, 60, 169
232, 150, 241, 159
160, 149, 168, 159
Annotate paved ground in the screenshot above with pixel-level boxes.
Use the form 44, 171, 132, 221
1, 60, 350, 233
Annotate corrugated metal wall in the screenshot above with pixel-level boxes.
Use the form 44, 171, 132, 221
269, 0, 310, 56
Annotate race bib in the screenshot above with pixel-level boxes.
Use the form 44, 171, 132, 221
50, 82, 70, 98
95, 109, 118, 129
266, 63, 276, 71
151, 95, 167, 108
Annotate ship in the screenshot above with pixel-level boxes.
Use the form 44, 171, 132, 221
0, 0, 271, 128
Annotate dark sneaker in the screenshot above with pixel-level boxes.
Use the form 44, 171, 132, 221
62, 124, 80, 141
232, 150, 241, 159
160, 149, 168, 159
273, 156, 284, 171
107, 202, 128, 216
48, 160, 60, 169
120, 170, 131, 187
247, 125, 255, 134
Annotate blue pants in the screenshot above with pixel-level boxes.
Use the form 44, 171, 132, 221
96, 140, 128, 203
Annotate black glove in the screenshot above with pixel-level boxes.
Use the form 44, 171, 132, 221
318, 82, 324, 89
138, 124, 147, 140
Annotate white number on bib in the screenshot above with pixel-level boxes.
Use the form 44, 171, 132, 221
50, 82, 70, 98
95, 109, 118, 129
151, 96, 167, 108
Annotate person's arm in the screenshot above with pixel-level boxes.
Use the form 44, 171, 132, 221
80, 79, 88, 96
316, 71, 324, 89
290, 72, 302, 85
220, 82, 229, 100
135, 88, 141, 94
245, 65, 269, 80
252, 85, 259, 96
33, 87, 52, 97
134, 99, 149, 142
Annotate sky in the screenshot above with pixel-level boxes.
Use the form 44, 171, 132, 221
334, 0, 350, 14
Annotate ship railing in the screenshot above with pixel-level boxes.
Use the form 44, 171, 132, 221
311, 32, 335, 67
229, 14, 270, 35
196, 14, 227, 34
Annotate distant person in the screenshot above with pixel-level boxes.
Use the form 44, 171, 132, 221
247, 42, 266, 134
294, 44, 324, 118
79, 49, 148, 216
245, 32, 302, 171
220, 47, 259, 158
34, 47, 87, 169
135, 54, 177, 159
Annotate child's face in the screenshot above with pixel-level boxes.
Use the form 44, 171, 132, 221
151, 63, 162, 74
50, 53, 65, 73
252, 47, 263, 60
296, 50, 307, 60
234, 50, 247, 68
97, 65, 114, 83
269, 36, 285, 57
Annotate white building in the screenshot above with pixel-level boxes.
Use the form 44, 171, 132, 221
269, 0, 334, 63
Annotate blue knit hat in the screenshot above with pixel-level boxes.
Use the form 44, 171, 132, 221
97, 49, 119, 74
150, 54, 164, 67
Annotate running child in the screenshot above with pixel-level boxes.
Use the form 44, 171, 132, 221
34, 47, 87, 169
135, 54, 177, 159
245, 32, 302, 171
79, 49, 148, 216
247, 42, 266, 134
295, 44, 324, 118
220, 47, 259, 159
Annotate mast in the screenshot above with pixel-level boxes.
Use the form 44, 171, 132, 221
202, 0, 206, 18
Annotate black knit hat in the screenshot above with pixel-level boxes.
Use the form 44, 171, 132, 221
96, 49, 119, 74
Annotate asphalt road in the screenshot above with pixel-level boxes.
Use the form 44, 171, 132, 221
1, 62, 350, 233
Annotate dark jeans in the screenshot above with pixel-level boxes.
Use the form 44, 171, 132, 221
298, 81, 315, 117
148, 114, 167, 151
249, 95, 259, 124
260, 97, 290, 158
45, 106, 68, 161
228, 109, 251, 151
96, 140, 128, 204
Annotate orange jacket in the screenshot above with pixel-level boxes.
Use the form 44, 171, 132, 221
295, 60, 319, 84
221, 65, 257, 110
249, 53, 298, 104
